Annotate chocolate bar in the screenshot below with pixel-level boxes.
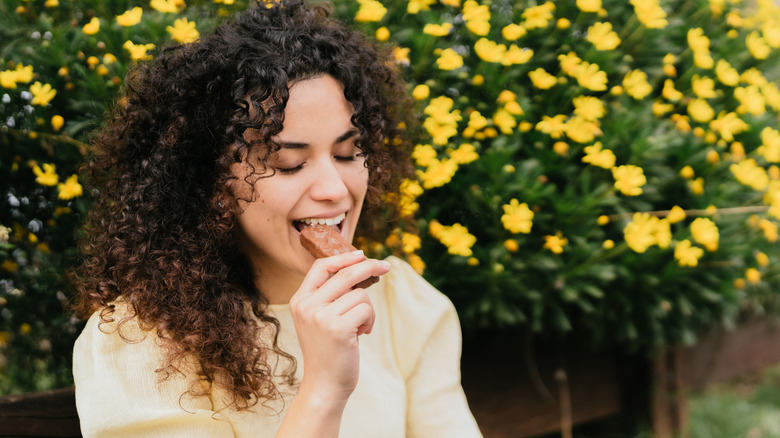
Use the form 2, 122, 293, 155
300, 224, 379, 289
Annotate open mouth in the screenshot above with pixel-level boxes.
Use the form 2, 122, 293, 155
293, 212, 346, 233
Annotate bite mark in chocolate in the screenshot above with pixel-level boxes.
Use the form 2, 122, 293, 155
299, 224, 379, 289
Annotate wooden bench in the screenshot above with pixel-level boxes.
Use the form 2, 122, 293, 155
0, 387, 81, 437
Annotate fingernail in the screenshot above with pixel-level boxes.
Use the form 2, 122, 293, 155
380, 260, 391, 269
352, 250, 364, 256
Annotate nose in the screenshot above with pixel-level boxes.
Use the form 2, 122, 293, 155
308, 160, 349, 202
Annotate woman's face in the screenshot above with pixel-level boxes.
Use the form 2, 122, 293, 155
232, 75, 369, 300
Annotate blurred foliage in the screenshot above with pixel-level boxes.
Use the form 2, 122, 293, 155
2, 0, 780, 394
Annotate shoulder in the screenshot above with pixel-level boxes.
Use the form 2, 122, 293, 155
375, 257, 462, 377
380, 256, 455, 317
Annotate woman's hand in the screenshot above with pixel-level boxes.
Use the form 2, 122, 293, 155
289, 250, 391, 405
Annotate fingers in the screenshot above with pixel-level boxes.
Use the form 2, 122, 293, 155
298, 253, 391, 303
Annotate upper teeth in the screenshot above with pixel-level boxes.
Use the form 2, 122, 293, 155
299, 212, 345, 226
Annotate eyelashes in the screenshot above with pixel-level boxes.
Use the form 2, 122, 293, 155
275, 153, 367, 175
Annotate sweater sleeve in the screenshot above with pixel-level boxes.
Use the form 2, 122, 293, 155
72, 304, 234, 438
383, 257, 483, 438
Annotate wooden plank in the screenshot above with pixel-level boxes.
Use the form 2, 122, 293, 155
461, 337, 622, 438
678, 317, 780, 390
0, 388, 81, 438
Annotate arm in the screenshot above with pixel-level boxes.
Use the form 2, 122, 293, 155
277, 251, 391, 437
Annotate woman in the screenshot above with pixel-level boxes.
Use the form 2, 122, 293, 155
72, 1, 482, 436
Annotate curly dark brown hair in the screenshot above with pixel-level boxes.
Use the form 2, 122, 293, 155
73, 0, 415, 409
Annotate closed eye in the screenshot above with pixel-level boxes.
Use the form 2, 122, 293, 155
335, 152, 366, 162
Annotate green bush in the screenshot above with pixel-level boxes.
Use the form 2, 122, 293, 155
2, 0, 780, 394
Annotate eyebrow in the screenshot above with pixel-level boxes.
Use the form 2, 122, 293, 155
279, 128, 360, 149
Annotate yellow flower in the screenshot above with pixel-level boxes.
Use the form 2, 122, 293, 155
355, 0, 386, 22
423, 96, 461, 144
680, 165, 695, 179
20, 323, 32, 334
745, 267, 762, 284
13, 64, 33, 84
652, 101, 674, 116
586, 22, 621, 50
630, 0, 668, 28
543, 232, 568, 254
528, 68, 557, 89
502, 46, 533, 65
760, 219, 778, 242
731, 141, 746, 161
44, 0, 58, 6
29, 82, 56, 106
423, 23, 452, 36
564, 116, 600, 144
603, 239, 615, 249
82, 17, 100, 35
674, 240, 704, 267
123, 41, 156, 62
474, 38, 506, 63
504, 100, 524, 115
624, 213, 658, 253
577, 0, 601, 12
401, 232, 421, 254
553, 141, 569, 156
709, 111, 748, 141
0, 70, 18, 89
623, 70, 652, 99
612, 165, 646, 196
763, 21, 780, 48
375, 27, 390, 41
504, 239, 519, 252
759, 127, 780, 163
715, 60, 739, 86
167, 18, 200, 43
689, 177, 704, 194
407, 0, 435, 14
393, 47, 410, 65
417, 158, 458, 189
687, 28, 711, 53
33, 163, 59, 186
692, 75, 717, 98
103, 53, 117, 64
730, 159, 769, 190
741, 68, 768, 87
412, 84, 429, 101
582, 142, 616, 169
687, 99, 715, 123
756, 251, 770, 267
429, 221, 476, 257
575, 61, 608, 91
50, 115, 64, 131
407, 254, 425, 274
764, 83, 780, 112
747, 31, 771, 60
492, 109, 516, 134
690, 217, 719, 251
667, 206, 686, 223
536, 114, 568, 139
694, 52, 715, 69
597, 215, 610, 225
116, 7, 143, 27
502, 23, 527, 41
734, 85, 766, 116
449, 143, 479, 164
501, 199, 534, 234
57, 174, 83, 200
522, 2, 555, 30
557, 18, 571, 29
150, 0, 183, 13
572, 96, 606, 121
558, 52, 582, 76
436, 48, 463, 70
463, 0, 491, 36
2, 260, 19, 273
662, 79, 683, 101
